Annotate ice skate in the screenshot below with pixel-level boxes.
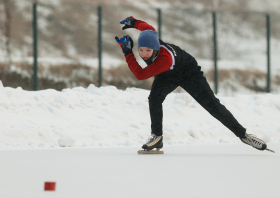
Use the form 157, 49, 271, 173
138, 133, 164, 154
240, 133, 275, 153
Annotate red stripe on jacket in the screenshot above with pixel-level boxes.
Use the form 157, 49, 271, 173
124, 20, 173, 80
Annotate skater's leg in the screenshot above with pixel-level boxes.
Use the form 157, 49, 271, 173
149, 76, 178, 136
180, 69, 246, 137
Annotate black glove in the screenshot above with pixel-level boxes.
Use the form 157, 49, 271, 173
115, 35, 134, 56
120, 16, 137, 30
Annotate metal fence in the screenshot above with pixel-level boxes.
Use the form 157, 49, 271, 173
1, 1, 280, 95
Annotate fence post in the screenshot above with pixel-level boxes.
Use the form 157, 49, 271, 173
157, 8, 162, 39
212, 11, 218, 94
33, 1, 38, 91
4, 0, 12, 70
266, 14, 271, 93
98, 6, 102, 87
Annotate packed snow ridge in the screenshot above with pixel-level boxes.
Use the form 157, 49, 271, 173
0, 80, 280, 149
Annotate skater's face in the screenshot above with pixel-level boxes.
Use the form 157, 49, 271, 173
138, 47, 153, 60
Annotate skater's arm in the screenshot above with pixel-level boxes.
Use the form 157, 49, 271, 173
134, 20, 156, 31
125, 49, 172, 80
115, 35, 172, 80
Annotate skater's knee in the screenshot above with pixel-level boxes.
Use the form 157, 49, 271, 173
148, 93, 166, 104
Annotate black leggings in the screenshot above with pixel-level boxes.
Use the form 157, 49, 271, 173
148, 69, 246, 137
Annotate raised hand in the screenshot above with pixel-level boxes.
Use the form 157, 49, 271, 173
115, 35, 134, 56
120, 16, 137, 30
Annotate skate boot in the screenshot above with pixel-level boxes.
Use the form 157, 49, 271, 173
240, 133, 274, 153
138, 133, 164, 154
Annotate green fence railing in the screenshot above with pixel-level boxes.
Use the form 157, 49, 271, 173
1, 2, 278, 94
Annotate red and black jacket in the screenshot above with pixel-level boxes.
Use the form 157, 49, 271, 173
125, 20, 198, 81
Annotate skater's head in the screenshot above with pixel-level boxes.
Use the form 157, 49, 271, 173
138, 30, 160, 64
138, 30, 160, 51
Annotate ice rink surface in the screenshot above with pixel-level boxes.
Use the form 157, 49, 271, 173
1, 144, 279, 198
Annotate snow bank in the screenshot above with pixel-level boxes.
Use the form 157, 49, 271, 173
0, 80, 280, 149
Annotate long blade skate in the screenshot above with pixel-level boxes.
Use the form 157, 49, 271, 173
138, 148, 164, 155
265, 148, 275, 153
240, 134, 275, 153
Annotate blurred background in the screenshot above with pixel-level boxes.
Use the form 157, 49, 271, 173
0, 0, 280, 96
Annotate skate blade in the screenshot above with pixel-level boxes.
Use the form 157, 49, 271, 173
138, 149, 164, 155
265, 148, 275, 153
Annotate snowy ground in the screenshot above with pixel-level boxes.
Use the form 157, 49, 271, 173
1, 80, 280, 149
1, 80, 280, 197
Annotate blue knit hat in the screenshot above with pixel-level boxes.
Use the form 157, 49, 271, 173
138, 30, 160, 50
